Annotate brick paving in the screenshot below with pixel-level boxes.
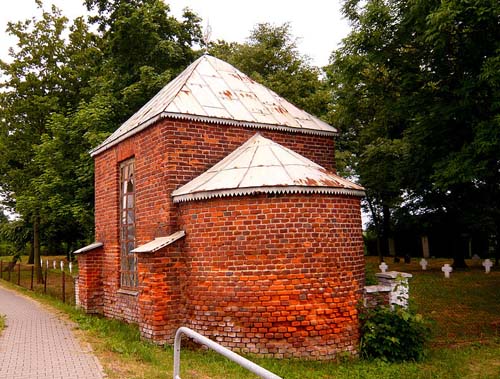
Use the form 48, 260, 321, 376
0, 283, 105, 379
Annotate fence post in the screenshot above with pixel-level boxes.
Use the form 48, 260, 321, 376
62, 270, 66, 303
17, 262, 21, 285
30, 266, 34, 290
0, 260, 3, 280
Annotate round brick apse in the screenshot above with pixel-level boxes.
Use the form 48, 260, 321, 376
177, 193, 365, 359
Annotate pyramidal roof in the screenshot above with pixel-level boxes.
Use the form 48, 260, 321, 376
91, 55, 337, 156
172, 134, 364, 203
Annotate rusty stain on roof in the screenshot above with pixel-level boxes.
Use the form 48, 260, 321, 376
172, 134, 365, 203
91, 55, 337, 156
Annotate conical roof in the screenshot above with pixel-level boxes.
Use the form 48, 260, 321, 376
172, 134, 364, 203
91, 55, 337, 156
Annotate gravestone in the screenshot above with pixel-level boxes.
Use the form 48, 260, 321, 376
419, 258, 428, 270
53, 260, 56, 269
379, 262, 388, 273
69, 262, 73, 274
60, 261, 64, 271
375, 271, 413, 309
442, 264, 453, 278
483, 259, 493, 274
472, 254, 481, 265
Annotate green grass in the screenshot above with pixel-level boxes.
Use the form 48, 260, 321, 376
365, 256, 500, 344
0, 314, 5, 334
1, 258, 500, 378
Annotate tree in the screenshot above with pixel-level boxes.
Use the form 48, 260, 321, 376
327, 0, 412, 260
85, 0, 202, 123
0, 2, 98, 279
0, 0, 203, 269
209, 23, 329, 117
401, 0, 500, 266
329, 0, 500, 265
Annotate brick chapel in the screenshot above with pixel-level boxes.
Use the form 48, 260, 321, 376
74, 55, 365, 359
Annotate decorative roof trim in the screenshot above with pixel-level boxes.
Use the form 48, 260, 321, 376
73, 242, 103, 255
172, 186, 366, 203
131, 230, 185, 253
90, 112, 337, 157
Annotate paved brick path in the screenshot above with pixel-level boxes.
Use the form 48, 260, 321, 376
0, 283, 105, 379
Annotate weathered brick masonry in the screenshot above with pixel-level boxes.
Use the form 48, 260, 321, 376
176, 194, 364, 359
76, 246, 103, 314
91, 119, 335, 325
77, 54, 365, 360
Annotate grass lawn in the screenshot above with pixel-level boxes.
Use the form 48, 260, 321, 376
1, 256, 499, 378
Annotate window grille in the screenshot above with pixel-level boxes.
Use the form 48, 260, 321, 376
120, 159, 137, 288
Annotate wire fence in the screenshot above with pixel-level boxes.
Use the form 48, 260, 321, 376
0, 259, 76, 305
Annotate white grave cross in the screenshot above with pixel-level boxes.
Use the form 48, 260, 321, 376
419, 258, 428, 270
69, 262, 73, 274
379, 262, 388, 273
60, 261, 64, 271
483, 259, 493, 274
442, 263, 453, 278
53, 260, 56, 269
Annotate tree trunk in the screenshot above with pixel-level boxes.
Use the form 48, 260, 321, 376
495, 220, 500, 266
452, 232, 468, 269
366, 197, 384, 262
2, 256, 19, 272
28, 241, 34, 264
33, 216, 43, 284
376, 237, 382, 262
381, 204, 391, 258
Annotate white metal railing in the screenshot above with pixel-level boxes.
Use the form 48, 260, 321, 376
173, 327, 283, 379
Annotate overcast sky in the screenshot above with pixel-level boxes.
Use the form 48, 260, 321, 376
0, 0, 351, 67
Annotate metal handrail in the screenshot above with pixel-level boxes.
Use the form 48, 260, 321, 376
173, 326, 282, 379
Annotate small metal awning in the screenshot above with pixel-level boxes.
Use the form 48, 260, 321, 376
73, 242, 103, 255
172, 133, 365, 203
131, 231, 185, 253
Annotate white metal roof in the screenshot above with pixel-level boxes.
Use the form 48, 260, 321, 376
91, 55, 337, 156
172, 134, 365, 202
131, 231, 185, 253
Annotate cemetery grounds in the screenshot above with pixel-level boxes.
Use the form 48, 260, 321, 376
0, 255, 499, 378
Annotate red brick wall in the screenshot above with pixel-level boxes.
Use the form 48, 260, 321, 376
76, 247, 104, 314
176, 193, 365, 359
91, 119, 336, 325
137, 243, 186, 343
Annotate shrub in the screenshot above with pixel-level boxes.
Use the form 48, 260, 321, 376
360, 305, 429, 362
